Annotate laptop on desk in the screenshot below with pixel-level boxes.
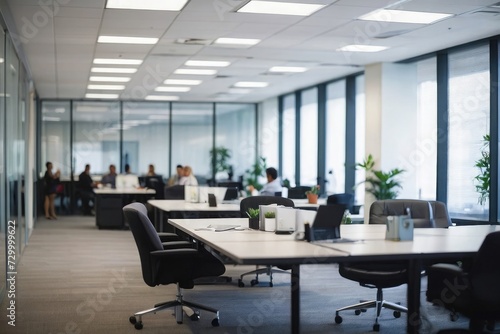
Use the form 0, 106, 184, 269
309, 204, 354, 243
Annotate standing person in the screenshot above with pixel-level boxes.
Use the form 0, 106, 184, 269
77, 164, 97, 215
248, 167, 283, 196
168, 164, 184, 186
101, 164, 117, 188
146, 164, 156, 176
179, 165, 198, 186
44, 162, 60, 219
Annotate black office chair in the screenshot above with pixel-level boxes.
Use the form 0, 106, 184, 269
238, 196, 295, 287
164, 185, 185, 199
123, 202, 226, 330
327, 193, 354, 213
287, 186, 311, 199
427, 231, 500, 333
335, 199, 451, 332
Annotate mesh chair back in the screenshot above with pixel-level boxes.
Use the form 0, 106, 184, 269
240, 196, 294, 218
327, 193, 354, 213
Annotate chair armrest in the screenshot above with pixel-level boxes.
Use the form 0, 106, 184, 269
158, 232, 180, 242
150, 248, 200, 259
426, 263, 469, 304
162, 241, 193, 250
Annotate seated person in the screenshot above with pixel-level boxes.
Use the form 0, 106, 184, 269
249, 167, 283, 196
146, 164, 156, 176
179, 165, 198, 186
77, 164, 97, 215
101, 164, 117, 188
168, 164, 183, 186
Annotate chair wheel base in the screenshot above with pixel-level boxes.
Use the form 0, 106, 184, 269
373, 323, 380, 332
238, 279, 245, 287
393, 311, 401, 318
250, 279, 259, 286
335, 315, 343, 324
212, 318, 220, 327
129, 316, 137, 324
189, 312, 200, 321
134, 322, 143, 330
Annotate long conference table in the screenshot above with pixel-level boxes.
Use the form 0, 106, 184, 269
165, 217, 500, 334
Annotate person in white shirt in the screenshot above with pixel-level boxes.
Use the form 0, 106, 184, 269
249, 167, 283, 196
179, 165, 198, 186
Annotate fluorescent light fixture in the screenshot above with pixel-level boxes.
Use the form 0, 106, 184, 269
337, 45, 388, 52
174, 69, 217, 75
89, 76, 131, 82
91, 67, 137, 73
228, 88, 252, 94
234, 81, 269, 88
145, 95, 180, 101
164, 79, 202, 85
106, 0, 189, 11
214, 37, 261, 46
155, 86, 191, 92
85, 93, 119, 99
98, 35, 158, 45
269, 66, 307, 73
87, 84, 126, 90
359, 9, 453, 24
238, 1, 324, 16
93, 58, 143, 65
185, 60, 230, 67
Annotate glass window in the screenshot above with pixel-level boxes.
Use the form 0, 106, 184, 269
122, 102, 170, 178
300, 88, 318, 186
447, 44, 490, 220
72, 101, 121, 176
258, 98, 278, 169
354, 75, 366, 206
0, 29, 5, 302
171, 103, 213, 184
215, 103, 256, 182
415, 57, 437, 200
325, 80, 346, 194
282, 94, 296, 187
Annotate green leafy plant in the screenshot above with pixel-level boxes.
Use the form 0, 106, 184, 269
210, 146, 231, 175
264, 211, 275, 219
356, 154, 405, 200
245, 156, 267, 191
474, 134, 490, 205
246, 208, 260, 218
306, 185, 319, 195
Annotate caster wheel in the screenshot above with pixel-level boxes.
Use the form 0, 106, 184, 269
212, 318, 220, 327
393, 311, 401, 318
361, 309, 367, 313
250, 279, 259, 286
177, 321, 183, 324
134, 322, 143, 330
129, 316, 137, 324
190, 312, 200, 321
373, 324, 380, 332
354, 309, 361, 315
450, 313, 459, 322
269, 282, 273, 287
238, 279, 245, 287
335, 315, 343, 324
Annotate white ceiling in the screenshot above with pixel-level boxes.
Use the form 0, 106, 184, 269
4, 0, 500, 103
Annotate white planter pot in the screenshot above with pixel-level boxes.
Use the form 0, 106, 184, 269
264, 218, 276, 232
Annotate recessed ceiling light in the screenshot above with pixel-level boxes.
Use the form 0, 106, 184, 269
185, 60, 230, 67
234, 81, 269, 88
238, 1, 325, 16
93, 58, 143, 65
91, 67, 137, 73
87, 84, 126, 90
89, 76, 131, 82
106, 0, 189, 11
174, 69, 217, 75
214, 37, 261, 46
164, 79, 202, 85
228, 88, 252, 94
337, 45, 388, 52
97, 35, 159, 45
269, 66, 307, 73
155, 86, 191, 92
145, 95, 180, 101
359, 9, 453, 24
85, 93, 119, 99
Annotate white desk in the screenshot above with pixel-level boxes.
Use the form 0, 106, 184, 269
94, 188, 156, 195
166, 219, 498, 334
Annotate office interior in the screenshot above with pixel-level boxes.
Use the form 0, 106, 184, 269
0, 0, 499, 318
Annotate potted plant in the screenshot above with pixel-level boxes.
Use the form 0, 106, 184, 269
264, 211, 276, 232
210, 146, 232, 180
246, 208, 260, 230
305, 185, 320, 204
474, 134, 490, 206
244, 156, 267, 194
356, 154, 405, 200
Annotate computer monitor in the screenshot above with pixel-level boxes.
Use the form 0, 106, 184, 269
310, 204, 346, 241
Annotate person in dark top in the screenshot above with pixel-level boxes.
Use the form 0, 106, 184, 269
44, 161, 60, 220
77, 164, 97, 215
101, 164, 117, 188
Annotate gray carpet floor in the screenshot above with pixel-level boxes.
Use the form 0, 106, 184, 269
0, 216, 477, 333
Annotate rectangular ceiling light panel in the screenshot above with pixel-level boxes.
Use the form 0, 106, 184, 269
238, 1, 325, 16
89, 76, 131, 82
185, 60, 230, 67
93, 58, 143, 65
98, 36, 158, 44
106, 0, 189, 11
359, 9, 453, 24
214, 38, 261, 46
91, 67, 137, 73
164, 79, 202, 85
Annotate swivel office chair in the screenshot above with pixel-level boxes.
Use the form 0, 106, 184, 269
427, 231, 500, 333
238, 196, 295, 287
335, 199, 451, 332
287, 186, 311, 199
123, 202, 226, 330
327, 193, 354, 213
